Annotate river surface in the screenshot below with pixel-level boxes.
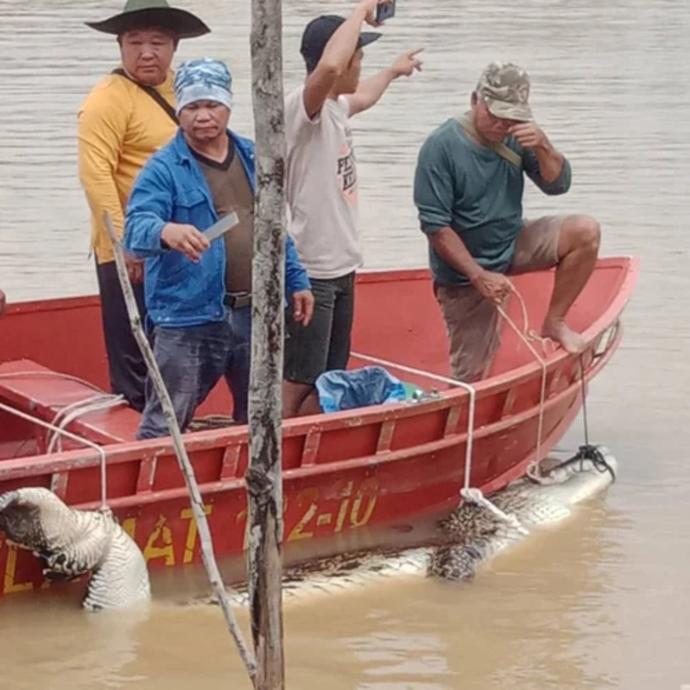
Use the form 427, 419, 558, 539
1, 0, 689, 688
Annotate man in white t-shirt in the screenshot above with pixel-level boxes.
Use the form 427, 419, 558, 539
283, 0, 423, 417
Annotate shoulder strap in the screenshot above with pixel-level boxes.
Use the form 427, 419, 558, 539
112, 68, 178, 125
456, 115, 522, 168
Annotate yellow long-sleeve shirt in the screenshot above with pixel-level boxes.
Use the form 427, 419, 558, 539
78, 71, 177, 264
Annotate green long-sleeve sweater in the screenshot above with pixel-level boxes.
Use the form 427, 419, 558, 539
413, 118, 571, 285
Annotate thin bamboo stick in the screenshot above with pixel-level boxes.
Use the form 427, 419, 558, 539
103, 212, 257, 685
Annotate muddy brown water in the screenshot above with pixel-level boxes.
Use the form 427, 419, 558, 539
1, 1, 689, 688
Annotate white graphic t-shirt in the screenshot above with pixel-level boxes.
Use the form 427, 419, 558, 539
285, 85, 362, 279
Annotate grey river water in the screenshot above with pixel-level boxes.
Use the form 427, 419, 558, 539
1, 1, 689, 688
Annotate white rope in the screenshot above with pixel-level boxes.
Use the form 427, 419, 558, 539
350, 351, 525, 531
351, 351, 474, 389
351, 351, 477, 485
460, 487, 529, 535
47, 395, 126, 454
0, 370, 107, 393
0, 371, 118, 506
495, 285, 559, 486
50, 394, 113, 428
0, 401, 110, 511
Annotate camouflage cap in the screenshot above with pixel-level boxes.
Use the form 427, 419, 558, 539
476, 61, 532, 122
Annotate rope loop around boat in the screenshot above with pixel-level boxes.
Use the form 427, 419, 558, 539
460, 487, 529, 535
0, 372, 113, 511
47, 394, 126, 455
350, 352, 526, 532
350, 351, 476, 490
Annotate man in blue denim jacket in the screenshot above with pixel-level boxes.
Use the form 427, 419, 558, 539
125, 58, 313, 437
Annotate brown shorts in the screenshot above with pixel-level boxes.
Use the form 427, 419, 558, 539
436, 215, 563, 382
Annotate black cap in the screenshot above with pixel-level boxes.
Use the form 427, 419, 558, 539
300, 15, 381, 68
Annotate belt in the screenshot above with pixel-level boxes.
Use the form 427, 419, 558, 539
224, 292, 252, 309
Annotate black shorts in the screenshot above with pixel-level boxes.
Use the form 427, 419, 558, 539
284, 272, 355, 385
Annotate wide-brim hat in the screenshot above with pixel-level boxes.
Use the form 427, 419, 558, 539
86, 0, 210, 39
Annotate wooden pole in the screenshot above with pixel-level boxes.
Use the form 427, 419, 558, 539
248, 1, 287, 688
103, 213, 257, 685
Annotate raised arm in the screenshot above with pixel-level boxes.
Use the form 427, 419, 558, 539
346, 48, 423, 116
509, 121, 571, 193
302, 0, 386, 119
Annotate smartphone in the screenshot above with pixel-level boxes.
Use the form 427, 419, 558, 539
376, 0, 396, 24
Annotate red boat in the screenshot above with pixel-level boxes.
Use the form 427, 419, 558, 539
0, 257, 637, 599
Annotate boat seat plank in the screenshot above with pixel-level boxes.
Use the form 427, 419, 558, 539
0, 359, 140, 446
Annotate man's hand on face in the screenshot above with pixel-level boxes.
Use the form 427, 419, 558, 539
161, 223, 210, 262
470, 269, 513, 305
291, 289, 315, 327
390, 48, 424, 78
508, 122, 548, 150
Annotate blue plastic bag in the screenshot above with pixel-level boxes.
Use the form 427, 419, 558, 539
315, 366, 406, 413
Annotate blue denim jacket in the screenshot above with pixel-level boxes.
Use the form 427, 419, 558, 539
125, 129, 310, 328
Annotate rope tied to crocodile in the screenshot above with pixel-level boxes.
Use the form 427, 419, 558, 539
495, 285, 618, 485
495, 284, 555, 485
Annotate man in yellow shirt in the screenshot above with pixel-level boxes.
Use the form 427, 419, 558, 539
78, 0, 209, 410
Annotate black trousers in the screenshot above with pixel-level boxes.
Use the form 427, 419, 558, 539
284, 272, 355, 385
95, 260, 148, 412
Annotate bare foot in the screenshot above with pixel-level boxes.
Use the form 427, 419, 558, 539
542, 318, 587, 354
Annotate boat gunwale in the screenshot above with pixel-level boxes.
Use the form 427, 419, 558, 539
0, 317, 621, 493
1, 257, 638, 409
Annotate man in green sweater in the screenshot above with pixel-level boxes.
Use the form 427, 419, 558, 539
414, 61, 600, 382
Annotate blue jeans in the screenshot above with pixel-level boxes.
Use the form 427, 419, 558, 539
137, 306, 251, 439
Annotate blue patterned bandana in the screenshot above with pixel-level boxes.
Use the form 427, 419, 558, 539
174, 58, 233, 115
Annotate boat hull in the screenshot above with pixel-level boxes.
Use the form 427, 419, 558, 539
0, 259, 638, 598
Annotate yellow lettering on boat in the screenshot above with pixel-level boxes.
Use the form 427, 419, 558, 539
143, 516, 175, 566
350, 493, 377, 529
121, 517, 136, 539
349, 479, 380, 529
3, 545, 33, 594
288, 504, 318, 542
287, 488, 319, 542
334, 499, 350, 533
334, 481, 354, 533
180, 505, 213, 564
